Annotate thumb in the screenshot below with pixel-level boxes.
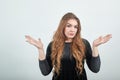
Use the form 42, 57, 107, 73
38, 38, 41, 42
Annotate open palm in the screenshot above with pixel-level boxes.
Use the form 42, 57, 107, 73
93, 34, 112, 47
25, 35, 43, 49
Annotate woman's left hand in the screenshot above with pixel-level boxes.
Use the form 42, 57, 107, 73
93, 34, 112, 47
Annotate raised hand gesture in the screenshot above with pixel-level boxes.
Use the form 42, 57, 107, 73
93, 34, 112, 47
25, 35, 43, 49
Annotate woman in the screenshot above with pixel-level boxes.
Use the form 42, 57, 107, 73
25, 12, 112, 80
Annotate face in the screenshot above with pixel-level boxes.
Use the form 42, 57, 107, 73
64, 19, 78, 42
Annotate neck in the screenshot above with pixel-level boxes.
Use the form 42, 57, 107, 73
65, 39, 72, 43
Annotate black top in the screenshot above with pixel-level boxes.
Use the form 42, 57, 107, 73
39, 39, 101, 80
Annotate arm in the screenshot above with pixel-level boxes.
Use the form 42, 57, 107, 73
84, 39, 101, 73
92, 34, 112, 57
39, 42, 53, 75
25, 35, 45, 60
25, 35, 52, 75
85, 34, 112, 73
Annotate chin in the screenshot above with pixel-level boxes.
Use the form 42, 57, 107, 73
68, 36, 74, 39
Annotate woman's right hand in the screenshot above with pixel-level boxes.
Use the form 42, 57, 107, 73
25, 35, 43, 49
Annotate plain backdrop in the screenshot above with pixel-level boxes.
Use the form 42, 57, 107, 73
0, 0, 120, 80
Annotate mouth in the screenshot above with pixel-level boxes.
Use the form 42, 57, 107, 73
69, 33, 74, 36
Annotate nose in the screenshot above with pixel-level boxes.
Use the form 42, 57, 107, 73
70, 26, 75, 31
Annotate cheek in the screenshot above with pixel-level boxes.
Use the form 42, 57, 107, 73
75, 29, 78, 34
64, 27, 67, 32
64, 29, 68, 36
64, 28, 69, 36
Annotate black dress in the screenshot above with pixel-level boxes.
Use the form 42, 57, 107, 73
39, 39, 101, 80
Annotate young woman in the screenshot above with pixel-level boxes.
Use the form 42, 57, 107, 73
25, 12, 112, 80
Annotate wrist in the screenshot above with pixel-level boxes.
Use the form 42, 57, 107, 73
38, 48, 45, 60
92, 46, 99, 57
92, 44, 97, 48
38, 47, 43, 50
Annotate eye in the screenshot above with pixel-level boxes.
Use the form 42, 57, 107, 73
66, 24, 72, 27
74, 25, 78, 29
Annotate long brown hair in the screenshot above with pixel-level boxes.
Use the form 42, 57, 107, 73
51, 12, 85, 75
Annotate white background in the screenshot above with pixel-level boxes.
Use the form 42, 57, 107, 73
0, 0, 120, 80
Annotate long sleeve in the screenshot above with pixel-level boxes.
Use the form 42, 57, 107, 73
83, 39, 101, 73
39, 42, 53, 75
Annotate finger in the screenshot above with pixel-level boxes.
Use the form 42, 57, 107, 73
98, 36, 103, 42
25, 35, 32, 41
105, 34, 112, 40
105, 34, 112, 38
102, 35, 112, 43
38, 38, 42, 42
25, 35, 30, 38
25, 35, 35, 40
26, 40, 29, 43
38, 38, 41, 41
26, 36, 37, 43
25, 35, 30, 42
99, 36, 103, 39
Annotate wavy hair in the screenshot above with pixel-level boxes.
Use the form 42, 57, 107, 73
51, 12, 85, 75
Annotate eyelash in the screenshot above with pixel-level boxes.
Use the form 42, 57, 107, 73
74, 26, 78, 28
66, 24, 78, 29
67, 25, 71, 27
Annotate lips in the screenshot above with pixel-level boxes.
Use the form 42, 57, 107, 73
69, 33, 74, 36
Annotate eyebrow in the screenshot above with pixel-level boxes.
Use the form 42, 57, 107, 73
66, 23, 78, 26
66, 22, 71, 24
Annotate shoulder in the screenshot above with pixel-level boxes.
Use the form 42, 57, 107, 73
47, 42, 52, 50
82, 38, 90, 45
82, 38, 91, 50
46, 42, 53, 55
82, 38, 92, 53
47, 41, 54, 50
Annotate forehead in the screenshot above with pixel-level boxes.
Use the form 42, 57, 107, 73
67, 19, 78, 25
